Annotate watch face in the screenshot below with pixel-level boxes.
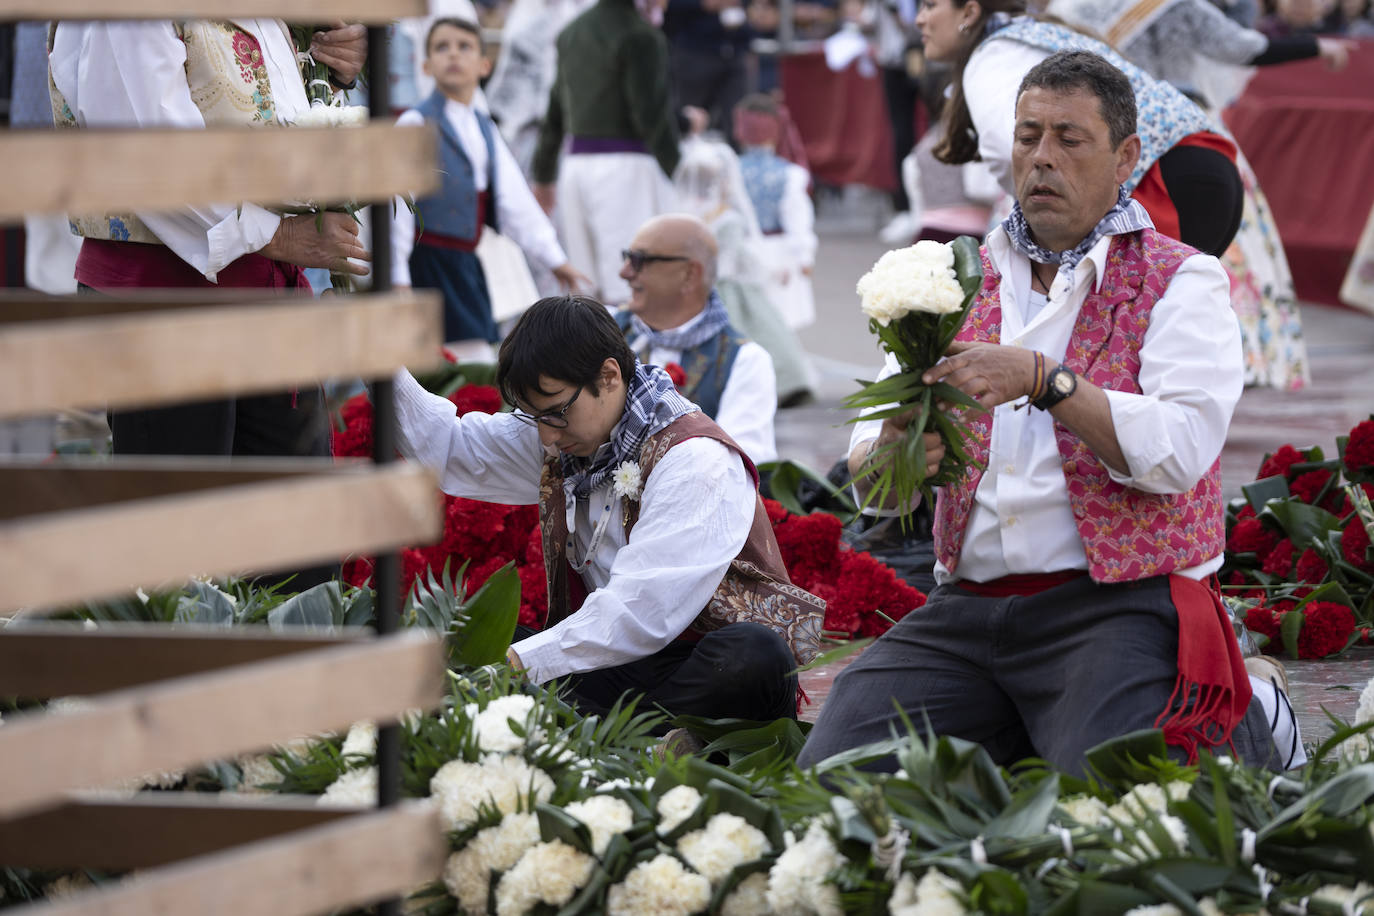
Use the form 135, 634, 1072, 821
1052, 371, 1074, 395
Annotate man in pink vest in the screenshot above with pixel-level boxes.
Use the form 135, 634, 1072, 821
800, 51, 1282, 774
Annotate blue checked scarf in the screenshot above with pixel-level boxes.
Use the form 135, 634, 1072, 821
562, 361, 699, 498
625, 290, 732, 352
1002, 186, 1154, 272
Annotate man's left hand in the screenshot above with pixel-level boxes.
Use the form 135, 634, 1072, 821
311, 22, 368, 87
923, 340, 1036, 408
552, 262, 592, 293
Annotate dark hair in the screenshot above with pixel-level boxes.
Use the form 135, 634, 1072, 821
933, 0, 1028, 165
426, 17, 484, 55
497, 296, 635, 406
1016, 51, 1137, 147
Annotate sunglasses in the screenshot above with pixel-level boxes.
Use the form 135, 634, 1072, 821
511, 386, 582, 429
621, 249, 690, 273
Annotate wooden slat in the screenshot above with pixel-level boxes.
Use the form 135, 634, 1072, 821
0, 624, 377, 697
0, 462, 442, 613
0, 124, 437, 222
0, 794, 352, 870
0, 289, 443, 419
0, 631, 444, 819
9, 801, 446, 916
1, 0, 426, 18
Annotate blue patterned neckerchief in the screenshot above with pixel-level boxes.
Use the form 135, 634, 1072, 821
562, 360, 698, 499
626, 290, 731, 353
1001, 186, 1154, 272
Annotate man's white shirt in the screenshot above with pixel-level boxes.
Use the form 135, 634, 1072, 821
851, 224, 1243, 583
392, 370, 756, 683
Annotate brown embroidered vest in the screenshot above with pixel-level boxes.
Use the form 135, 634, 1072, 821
538, 412, 826, 663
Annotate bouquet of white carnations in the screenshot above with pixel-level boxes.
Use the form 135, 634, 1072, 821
846, 237, 985, 517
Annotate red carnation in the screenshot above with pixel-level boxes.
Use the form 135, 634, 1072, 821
450, 384, 503, 417
1225, 570, 1248, 587
331, 393, 375, 458
1344, 419, 1374, 478
763, 497, 791, 528
1296, 601, 1356, 659
1257, 444, 1306, 481
773, 511, 843, 588
1295, 548, 1329, 583
663, 362, 688, 388
1261, 538, 1295, 577
1243, 602, 1282, 647
1289, 469, 1332, 506
1235, 504, 1257, 521
1227, 518, 1279, 556
1341, 520, 1374, 572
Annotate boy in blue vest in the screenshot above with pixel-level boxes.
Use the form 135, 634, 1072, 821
393, 18, 588, 352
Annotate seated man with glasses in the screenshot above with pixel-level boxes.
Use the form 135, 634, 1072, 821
392, 294, 825, 725
616, 214, 778, 464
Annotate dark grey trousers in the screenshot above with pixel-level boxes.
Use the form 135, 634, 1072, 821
797, 575, 1277, 775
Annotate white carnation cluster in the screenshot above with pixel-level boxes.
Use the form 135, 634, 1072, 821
677, 812, 771, 884
1124, 902, 1228, 916
720, 871, 772, 916
605, 853, 712, 916
564, 795, 635, 855
290, 104, 368, 128
318, 765, 378, 807
235, 754, 281, 794
889, 868, 967, 916
1057, 794, 1110, 827
766, 819, 845, 916
1107, 783, 1191, 862
656, 784, 704, 835
341, 721, 378, 758
430, 754, 555, 831
442, 812, 541, 914
494, 839, 596, 915
856, 240, 965, 327
1341, 674, 1374, 760
464, 695, 542, 753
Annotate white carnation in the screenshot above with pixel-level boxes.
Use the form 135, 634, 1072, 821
677, 813, 771, 884
1109, 783, 1170, 821
494, 840, 596, 915
766, 820, 845, 916
1114, 814, 1189, 862
612, 461, 643, 500
890, 868, 967, 916
430, 754, 555, 831
564, 795, 634, 856
318, 766, 378, 807
1058, 795, 1110, 827
235, 754, 280, 793
466, 695, 541, 753
1313, 881, 1374, 914
341, 721, 378, 759
720, 872, 772, 916
1357, 675, 1374, 724
657, 784, 704, 834
856, 240, 965, 326
606, 853, 712, 916
443, 812, 541, 914
291, 104, 369, 128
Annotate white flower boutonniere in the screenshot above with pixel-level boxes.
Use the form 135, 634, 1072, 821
612, 461, 643, 501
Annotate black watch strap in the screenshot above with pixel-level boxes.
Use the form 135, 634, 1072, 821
1032, 364, 1077, 411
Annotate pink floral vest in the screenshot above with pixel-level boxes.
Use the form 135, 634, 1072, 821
934, 229, 1224, 583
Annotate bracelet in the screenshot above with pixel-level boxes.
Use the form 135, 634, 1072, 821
1029, 351, 1047, 402
329, 72, 358, 91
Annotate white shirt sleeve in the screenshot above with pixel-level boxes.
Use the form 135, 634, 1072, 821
491, 129, 568, 271
512, 437, 756, 683
964, 40, 1050, 196
391, 369, 545, 504
49, 21, 283, 282
390, 108, 426, 287
714, 342, 778, 464
1101, 253, 1244, 493
780, 164, 817, 268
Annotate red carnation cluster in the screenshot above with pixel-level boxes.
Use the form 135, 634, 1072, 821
1289, 469, 1333, 506
766, 499, 926, 639
450, 384, 502, 416
1295, 548, 1329, 584
1244, 602, 1283, 646
1344, 419, 1374, 479
331, 393, 375, 459
1227, 518, 1279, 556
1296, 601, 1356, 659
1257, 444, 1306, 481
1261, 538, 1296, 577
1235, 504, 1257, 521
1342, 520, 1374, 572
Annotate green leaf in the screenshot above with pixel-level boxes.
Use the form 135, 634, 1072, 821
794, 637, 874, 674
450, 563, 521, 667
1243, 476, 1290, 511
984, 772, 1059, 839
760, 459, 857, 521
1261, 500, 1342, 548
174, 580, 237, 625
1083, 730, 1169, 790
928, 380, 987, 414
536, 803, 594, 855
267, 582, 341, 630
1279, 608, 1304, 659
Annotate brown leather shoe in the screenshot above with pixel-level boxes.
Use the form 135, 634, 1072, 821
1244, 654, 1289, 695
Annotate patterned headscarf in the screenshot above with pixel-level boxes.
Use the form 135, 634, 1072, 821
561, 361, 698, 498
1001, 186, 1154, 271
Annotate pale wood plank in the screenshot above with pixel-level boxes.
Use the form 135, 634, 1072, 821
0, 794, 351, 870
0, 289, 443, 419
0, 632, 444, 819
0, 124, 437, 222
0, 624, 377, 696
11, 801, 446, 916
1, 0, 425, 18
0, 463, 442, 613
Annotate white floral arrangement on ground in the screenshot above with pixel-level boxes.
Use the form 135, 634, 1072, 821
289, 103, 369, 129
847, 237, 986, 516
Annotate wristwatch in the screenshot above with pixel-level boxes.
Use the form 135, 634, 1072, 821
1032, 364, 1077, 411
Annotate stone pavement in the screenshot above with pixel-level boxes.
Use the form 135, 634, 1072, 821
785, 228, 1374, 752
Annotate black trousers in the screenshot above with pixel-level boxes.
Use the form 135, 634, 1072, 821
1157, 144, 1245, 257
518, 621, 798, 727
797, 576, 1277, 775
669, 44, 749, 146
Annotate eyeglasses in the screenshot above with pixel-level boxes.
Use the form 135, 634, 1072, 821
511, 386, 582, 428
621, 249, 689, 274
